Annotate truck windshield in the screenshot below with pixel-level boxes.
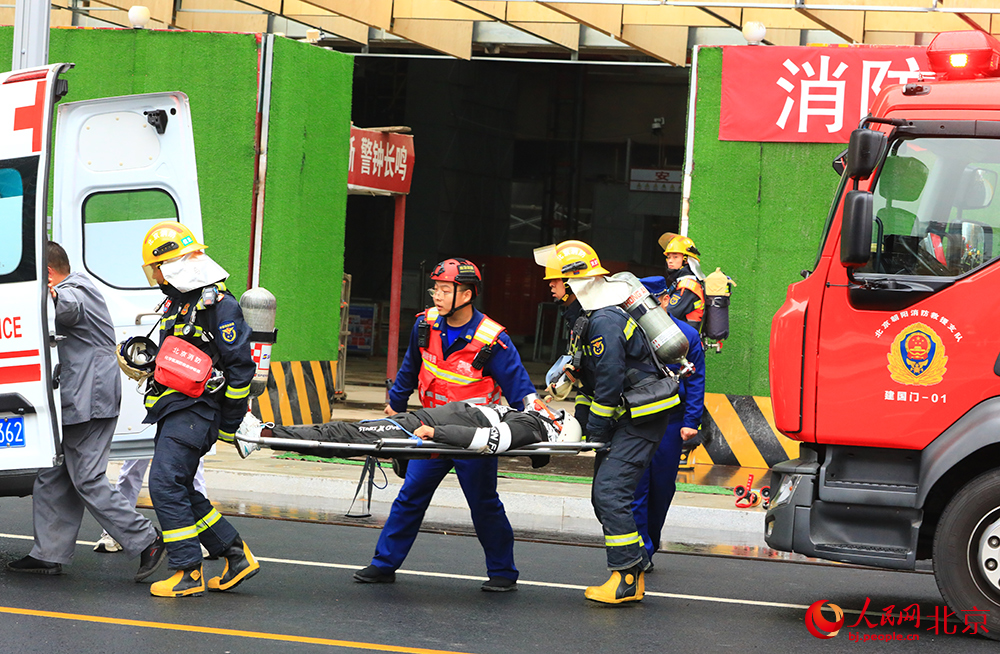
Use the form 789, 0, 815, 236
858, 137, 1000, 278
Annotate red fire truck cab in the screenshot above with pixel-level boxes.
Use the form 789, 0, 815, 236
765, 31, 1000, 635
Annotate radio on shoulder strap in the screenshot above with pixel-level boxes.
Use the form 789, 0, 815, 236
417, 320, 431, 348
471, 342, 493, 370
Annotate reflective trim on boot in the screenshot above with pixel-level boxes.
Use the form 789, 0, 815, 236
150, 566, 205, 598
207, 538, 260, 592
584, 566, 644, 604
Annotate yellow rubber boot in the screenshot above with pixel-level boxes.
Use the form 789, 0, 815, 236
207, 537, 260, 592
584, 565, 644, 604
150, 565, 205, 598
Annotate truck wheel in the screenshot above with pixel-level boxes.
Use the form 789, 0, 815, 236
933, 469, 1000, 640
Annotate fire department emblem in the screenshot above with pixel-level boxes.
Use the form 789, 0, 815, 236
591, 336, 604, 357
219, 320, 237, 344
886, 322, 948, 386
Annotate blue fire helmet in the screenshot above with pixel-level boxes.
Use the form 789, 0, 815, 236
640, 275, 669, 299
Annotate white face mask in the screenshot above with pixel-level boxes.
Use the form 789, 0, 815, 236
567, 275, 631, 311
159, 251, 229, 293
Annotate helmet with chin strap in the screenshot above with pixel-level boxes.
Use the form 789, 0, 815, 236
116, 336, 159, 383
525, 397, 583, 443
431, 258, 482, 317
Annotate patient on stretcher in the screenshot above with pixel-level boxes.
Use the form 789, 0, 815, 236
233, 399, 583, 459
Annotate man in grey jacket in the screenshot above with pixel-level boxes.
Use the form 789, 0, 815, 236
7, 242, 165, 580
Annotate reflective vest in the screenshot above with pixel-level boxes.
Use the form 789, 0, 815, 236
673, 275, 705, 325
416, 308, 504, 408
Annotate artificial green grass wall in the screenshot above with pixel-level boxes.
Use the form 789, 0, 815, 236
258, 37, 352, 362
0, 27, 259, 295
0, 28, 354, 363
689, 46, 844, 396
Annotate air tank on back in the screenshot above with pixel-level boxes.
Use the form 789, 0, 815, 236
239, 287, 278, 398
611, 272, 690, 367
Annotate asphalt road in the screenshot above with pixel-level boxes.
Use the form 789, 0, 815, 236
0, 496, 995, 653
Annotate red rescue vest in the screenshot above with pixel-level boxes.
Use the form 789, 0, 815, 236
416, 308, 505, 408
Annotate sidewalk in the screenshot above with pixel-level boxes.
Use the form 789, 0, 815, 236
111, 377, 769, 551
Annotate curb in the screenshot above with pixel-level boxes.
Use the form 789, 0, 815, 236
199, 465, 767, 549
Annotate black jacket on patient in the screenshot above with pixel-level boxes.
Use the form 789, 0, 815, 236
269, 402, 559, 456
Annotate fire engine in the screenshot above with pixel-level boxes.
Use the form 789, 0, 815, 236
765, 30, 1000, 637
0, 64, 205, 496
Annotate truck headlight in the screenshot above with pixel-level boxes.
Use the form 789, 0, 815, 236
771, 474, 799, 508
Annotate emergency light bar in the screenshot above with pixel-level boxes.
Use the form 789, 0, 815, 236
926, 31, 1000, 80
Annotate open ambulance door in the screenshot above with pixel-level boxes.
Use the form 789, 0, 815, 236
0, 65, 73, 496
52, 92, 204, 460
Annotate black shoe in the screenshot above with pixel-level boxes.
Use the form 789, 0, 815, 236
353, 564, 395, 584
481, 576, 518, 592
7, 555, 62, 575
135, 528, 166, 582
643, 560, 655, 574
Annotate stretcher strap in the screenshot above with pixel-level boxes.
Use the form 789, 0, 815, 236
345, 456, 388, 519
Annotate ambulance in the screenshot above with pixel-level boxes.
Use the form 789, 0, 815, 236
765, 31, 1000, 636
0, 63, 205, 496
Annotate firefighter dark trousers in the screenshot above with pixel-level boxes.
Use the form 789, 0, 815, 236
149, 407, 239, 570
371, 457, 518, 581
631, 416, 684, 562
592, 412, 672, 571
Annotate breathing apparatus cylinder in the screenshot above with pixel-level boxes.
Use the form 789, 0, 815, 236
702, 267, 733, 342
611, 272, 690, 366
239, 287, 278, 398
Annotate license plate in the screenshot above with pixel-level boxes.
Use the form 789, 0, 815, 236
0, 416, 25, 448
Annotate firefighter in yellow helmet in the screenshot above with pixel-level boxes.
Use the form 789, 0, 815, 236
140, 221, 261, 598
658, 233, 705, 330
534, 240, 680, 605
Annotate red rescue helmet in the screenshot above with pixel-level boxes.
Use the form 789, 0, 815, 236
431, 258, 482, 298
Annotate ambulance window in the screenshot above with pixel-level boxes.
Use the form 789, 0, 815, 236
0, 157, 38, 284
83, 189, 178, 289
859, 137, 1000, 279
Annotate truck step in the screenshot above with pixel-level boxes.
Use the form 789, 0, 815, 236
815, 542, 910, 557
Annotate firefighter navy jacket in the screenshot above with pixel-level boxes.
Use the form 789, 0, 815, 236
143, 284, 255, 433
563, 300, 665, 441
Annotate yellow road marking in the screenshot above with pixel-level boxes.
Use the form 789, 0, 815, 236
0, 605, 478, 653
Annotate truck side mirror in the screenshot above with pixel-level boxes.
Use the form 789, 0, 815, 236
846, 129, 886, 180
956, 167, 998, 210
841, 190, 874, 267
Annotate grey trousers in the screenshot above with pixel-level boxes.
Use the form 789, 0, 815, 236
30, 417, 157, 564
116, 457, 208, 508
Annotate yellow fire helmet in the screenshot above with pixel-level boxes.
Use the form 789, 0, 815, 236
534, 240, 609, 279
659, 233, 700, 262
141, 221, 207, 286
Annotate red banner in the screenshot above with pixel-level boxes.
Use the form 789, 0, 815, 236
348, 127, 415, 195
719, 45, 931, 144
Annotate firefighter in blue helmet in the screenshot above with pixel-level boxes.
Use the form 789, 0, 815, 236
631, 276, 705, 569
535, 241, 680, 604
138, 222, 259, 598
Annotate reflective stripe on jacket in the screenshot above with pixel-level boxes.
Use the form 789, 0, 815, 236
416, 308, 504, 408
